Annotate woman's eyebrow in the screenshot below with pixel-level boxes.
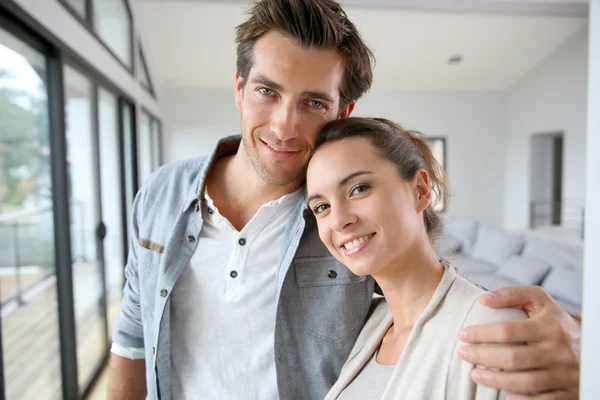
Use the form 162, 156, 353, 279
306, 170, 374, 204
338, 171, 374, 187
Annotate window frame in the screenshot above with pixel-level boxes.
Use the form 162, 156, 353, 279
58, 0, 135, 73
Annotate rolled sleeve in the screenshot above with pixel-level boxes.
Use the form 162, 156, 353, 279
111, 342, 146, 360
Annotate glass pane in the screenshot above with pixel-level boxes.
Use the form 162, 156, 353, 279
0, 27, 62, 399
138, 47, 151, 91
98, 88, 124, 304
138, 110, 153, 184
64, 65, 107, 389
151, 118, 161, 169
64, 0, 87, 18
93, 0, 132, 68
121, 101, 135, 226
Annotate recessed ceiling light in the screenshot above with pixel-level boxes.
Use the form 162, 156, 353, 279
448, 55, 463, 65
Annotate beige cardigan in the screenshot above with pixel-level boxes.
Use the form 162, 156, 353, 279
325, 265, 527, 400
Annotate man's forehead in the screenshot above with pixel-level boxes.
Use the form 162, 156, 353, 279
248, 31, 345, 98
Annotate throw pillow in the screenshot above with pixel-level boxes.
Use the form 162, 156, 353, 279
470, 225, 525, 267
496, 255, 552, 286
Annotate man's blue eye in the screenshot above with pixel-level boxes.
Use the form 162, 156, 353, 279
259, 87, 274, 96
308, 100, 324, 109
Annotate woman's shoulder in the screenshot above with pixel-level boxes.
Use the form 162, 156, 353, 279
450, 271, 528, 326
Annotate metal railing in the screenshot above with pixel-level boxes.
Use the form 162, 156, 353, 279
0, 202, 87, 308
529, 200, 585, 239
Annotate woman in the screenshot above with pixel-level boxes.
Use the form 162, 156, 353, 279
305, 117, 526, 399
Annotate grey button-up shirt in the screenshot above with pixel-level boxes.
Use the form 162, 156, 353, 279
112, 136, 376, 400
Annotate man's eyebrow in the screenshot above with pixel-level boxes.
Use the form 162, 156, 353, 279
302, 91, 334, 104
251, 75, 283, 91
306, 171, 374, 205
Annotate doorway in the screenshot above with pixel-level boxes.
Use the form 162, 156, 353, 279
530, 132, 564, 226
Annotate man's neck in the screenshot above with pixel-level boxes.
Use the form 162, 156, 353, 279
205, 144, 304, 231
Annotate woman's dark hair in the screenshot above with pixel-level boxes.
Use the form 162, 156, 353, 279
313, 117, 449, 241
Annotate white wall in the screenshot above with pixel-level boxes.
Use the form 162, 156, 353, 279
503, 27, 588, 230
161, 87, 507, 227
581, 0, 599, 397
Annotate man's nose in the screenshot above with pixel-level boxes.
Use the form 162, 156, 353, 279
270, 101, 299, 142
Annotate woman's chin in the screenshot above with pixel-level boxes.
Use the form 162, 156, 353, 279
346, 263, 376, 277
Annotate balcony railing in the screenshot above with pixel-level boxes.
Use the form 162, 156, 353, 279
529, 200, 585, 239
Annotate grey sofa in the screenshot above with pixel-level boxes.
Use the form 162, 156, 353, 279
435, 218, 583, 314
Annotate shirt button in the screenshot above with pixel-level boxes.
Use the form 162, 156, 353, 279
238, 238, 246, 246
187, 235, 196, 243
152, 347, 156, 354
328, 270, 337, 279
230, 271, 238, 278
194, 202, 200, 212
207, 207, 214, 214
159, 289, 168, 297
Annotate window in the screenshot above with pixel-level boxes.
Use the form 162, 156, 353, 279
63, 65, 107, 389
92, 0, 133, 68
98, 87, 126, 303
427, 137, 447, 212
63, 0, 87, 19
138, 43, 154, 94
138, 109, 163, 185
0, 25, 62, 399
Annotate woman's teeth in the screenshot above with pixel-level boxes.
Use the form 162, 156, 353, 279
343, 233, 374, 250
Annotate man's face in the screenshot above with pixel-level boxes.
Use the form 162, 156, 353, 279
235, 30, 354, 187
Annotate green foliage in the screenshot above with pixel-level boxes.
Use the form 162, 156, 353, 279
0, 69, 50, 210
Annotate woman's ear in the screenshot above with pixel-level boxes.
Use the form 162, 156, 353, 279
414, 169, 432, 213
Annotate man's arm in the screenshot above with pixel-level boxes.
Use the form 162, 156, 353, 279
458, 286, 580, 399
107, 355, 146, 400
108, 187, 149, 399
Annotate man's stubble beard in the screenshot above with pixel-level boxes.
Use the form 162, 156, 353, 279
241, 131, 306, 187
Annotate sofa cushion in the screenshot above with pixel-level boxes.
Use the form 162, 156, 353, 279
444, 219, 479, 255
449, 256, 496, 276
470, 225, 525, 267
542, 268, 582, 306
496, 255, 551, 286
522, 240, 576, 270
462, 272, 521, 292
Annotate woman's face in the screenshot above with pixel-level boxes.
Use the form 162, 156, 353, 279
306, 137, 429, 277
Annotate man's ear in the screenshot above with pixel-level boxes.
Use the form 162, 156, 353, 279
235, 70, 244, 112
338, 102, 356, 119
414, 169, 432, 213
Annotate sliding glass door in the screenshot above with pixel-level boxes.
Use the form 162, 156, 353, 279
0, 24, 62, 399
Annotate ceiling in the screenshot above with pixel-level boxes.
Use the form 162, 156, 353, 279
136, 0, 588, 91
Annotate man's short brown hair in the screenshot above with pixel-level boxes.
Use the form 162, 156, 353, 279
235, 0, 375, 108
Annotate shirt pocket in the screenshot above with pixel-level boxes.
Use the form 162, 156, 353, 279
137, 237, 165, 268
294, 256, 370, 343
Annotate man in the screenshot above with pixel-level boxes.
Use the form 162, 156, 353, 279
108, 1, 581, 399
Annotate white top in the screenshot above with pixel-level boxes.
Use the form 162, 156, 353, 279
337, 349, 394, 400
326, 265, 528, 400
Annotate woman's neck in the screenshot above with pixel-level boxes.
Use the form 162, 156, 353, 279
373, 238, 444, 340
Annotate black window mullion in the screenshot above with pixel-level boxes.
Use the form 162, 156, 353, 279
0, 314, 5, 400
86, 0, 94, 30
47, 48, 79, 400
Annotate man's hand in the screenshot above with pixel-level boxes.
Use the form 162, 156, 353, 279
457, 286, 580, 399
